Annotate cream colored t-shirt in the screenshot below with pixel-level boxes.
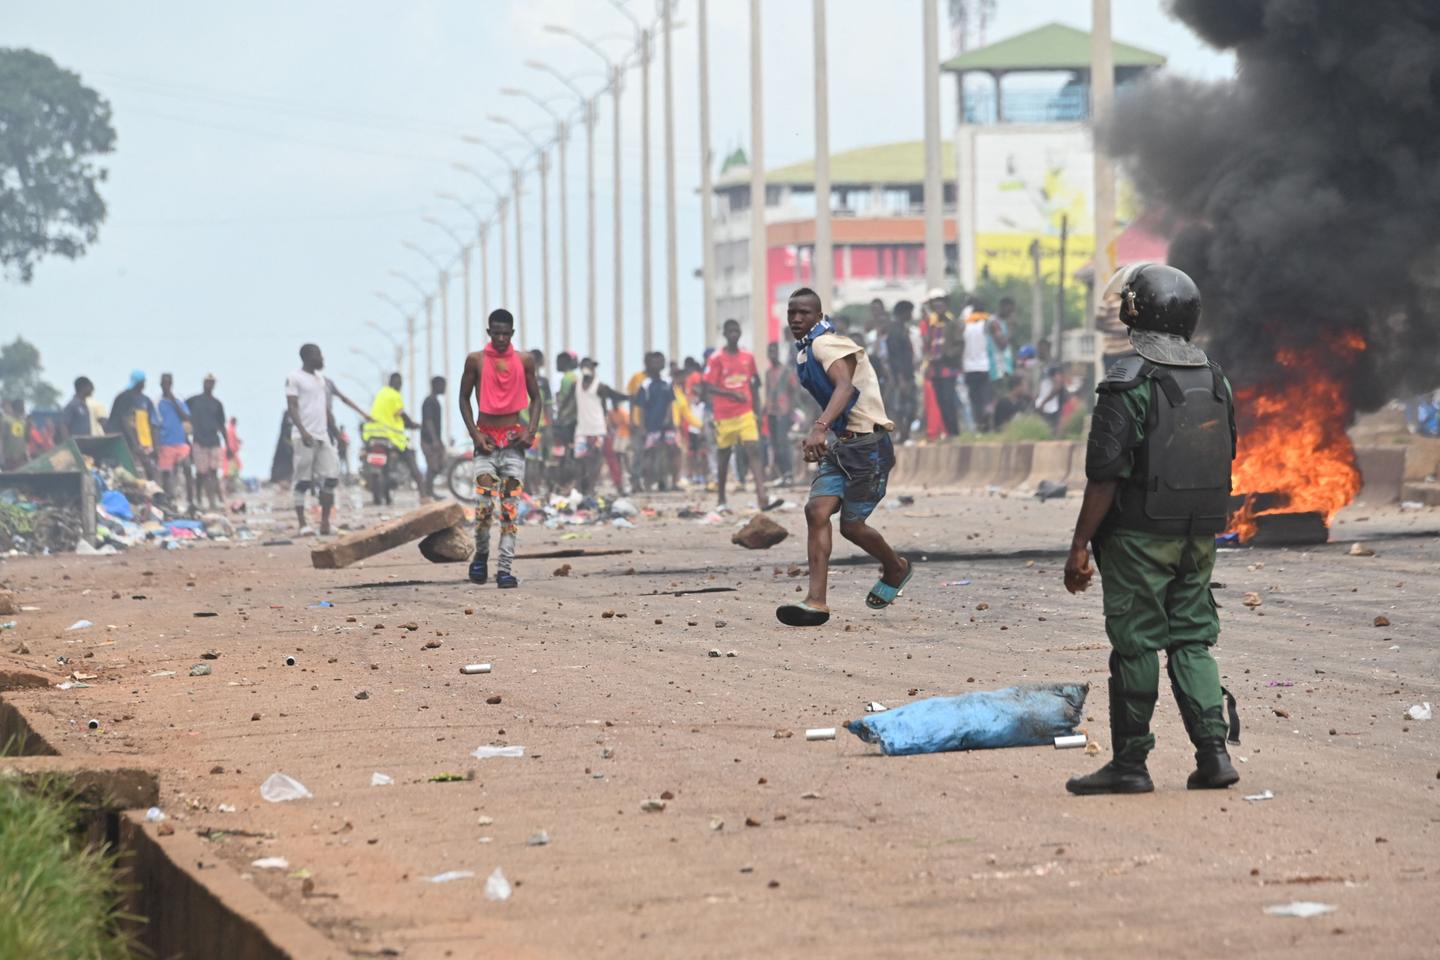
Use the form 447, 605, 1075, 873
807, 332, 894, 434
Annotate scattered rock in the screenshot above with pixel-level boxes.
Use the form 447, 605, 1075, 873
0, 590, 19, 615
601, 610, 616, 619
418, 524, 473, 563
188, 664, 212, 677
403, 622, 419, 632
486, 695, 502, 705
553, 564, 572, 577
527, 830, 550, 846
1373, 615, 1390, 627
708, 649, 722, 658
709, 816, 724, 831
251, 713, 261, 722
1273, 707, 1290, 719
355, 690, 370, 700
423, 639, 442, 650
660, 790, 675, 800
1242, 593, 1263, 608
200, 650, 220, 660
1348, 542, 1375, 557
976, 602, 990, 611
744, 816, 761, 828
773, 729, 794, 739
640, 799, 667, 812
731, 515, 789, 550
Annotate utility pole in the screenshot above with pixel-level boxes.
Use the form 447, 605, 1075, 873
1055, 214, 1069, 362
586, 100, 598, 360
748, 0, 768, 351
1029, 238, 1044, 350
662, 0, 679, 363
922, 0, 944, 292
1091, 0, 1116, 285
424, 294, 435, 393
697, 0, 717, 340
513, 168, 526, 349
479, 224, 489, 347
812, 0, 832, 305
612, 63, 625, 383
557, 119, 570, 355
639, 26, 653, 357
407, 313, 418, 414
498, 199, 509, 306
538, 148, 552, 363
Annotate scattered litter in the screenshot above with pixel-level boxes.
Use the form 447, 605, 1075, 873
1264, 901, 1336, 919
1034, 480, 1068, 501
86, 719, 100, 730
708, 649, 721, 658
1053, 734, 1087, 749
217, 804, 236, 813
284, 656, 296, 667
611, 517, 636, 529
864, 702, 887, 713
429, 772, 469, 783
1406, 703, 1432, 722
425, 870, 475, 884
354, 690, 370, 700
55, 681, 89, 690
1241, 593, 1262, 608
193, 611, 218, 618
806, 728, 837, 741
527, 830, 550, 846
942, 579, 972, 587
484, 867, 512, 901
307, 601, 335, 608
726, 650, 737, 658
848, 683, 1088, 756
1347, 542, 1375, 557
371, 772, 393, 786
259, 772, 313, 803
148, 670, 176, 679
1084, 740, 1102, 756
200, 650, 220, 660
1244, 789, 1275, 802
1266, 681, 1294, 688
459, 663, 492, 675
640, 799, 667, 812
709, 816, 725, 831
0, 622, 15, 630
610, 497, 638, 517
189, 664, 212, 677
800, 791, 822, 800
66, 620, 93, 631
145, 807, 166, 823
251, 857, 290, 870
472, 745, 524, 760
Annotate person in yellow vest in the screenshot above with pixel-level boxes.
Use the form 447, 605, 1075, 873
361, 373, 429, 501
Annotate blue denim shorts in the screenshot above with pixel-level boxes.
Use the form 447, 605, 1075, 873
809, 431, 895, 523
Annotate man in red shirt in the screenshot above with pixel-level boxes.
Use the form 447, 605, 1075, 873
703, 318, 772, 512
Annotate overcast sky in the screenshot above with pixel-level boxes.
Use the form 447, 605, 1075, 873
1, 0, 1233, 460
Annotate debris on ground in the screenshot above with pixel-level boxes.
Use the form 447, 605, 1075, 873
1244, 790, 1276, 801
848, 683, 1088, 756
527, 830, 550, 846
484, 867, 512, 901
805, 728, 837, 741
1034, 480, 1068, 501
259, 772, 313, 802
1264, 902, 1336, 919
472, 745, 525, 759
640, 798, 667, 812
1406, 703, 1432, 721
371, 772, 393, 786
418, 523, 473, 563
1374, 615, 1391, 627
312, 501, 464, 569
189, 664, 212, 677
1242, 593, 1263, 608
251, 857, 290, 870
731, 514, 789, 550
1348, 542, 1375, 557
424, 870, 475, 884
66, 620, 93, 631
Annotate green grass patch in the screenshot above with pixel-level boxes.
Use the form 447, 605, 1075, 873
0, 779, 137, 959
996, 414, 1058, 442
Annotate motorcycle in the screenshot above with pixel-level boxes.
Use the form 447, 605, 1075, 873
445, 448, 477, 505
363, 437, 409, 506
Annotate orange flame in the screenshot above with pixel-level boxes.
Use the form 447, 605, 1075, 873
1228, 331, 1365, 541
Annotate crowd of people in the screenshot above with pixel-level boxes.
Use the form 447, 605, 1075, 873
844, 290, 1079, 443
1, 372, 243, 512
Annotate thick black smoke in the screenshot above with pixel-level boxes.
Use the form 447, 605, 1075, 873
1104, 0, 1440, 408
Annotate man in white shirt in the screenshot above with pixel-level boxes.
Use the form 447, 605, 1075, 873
961, 302, 996, 432
284, 343, 369, 535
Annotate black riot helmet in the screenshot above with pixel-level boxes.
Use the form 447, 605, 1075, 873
1102, 262, 1202, 339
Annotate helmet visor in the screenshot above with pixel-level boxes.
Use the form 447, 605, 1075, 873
1099, 261, 1159, 307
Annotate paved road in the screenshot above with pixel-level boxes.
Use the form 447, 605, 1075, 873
2, 489, 1437, 958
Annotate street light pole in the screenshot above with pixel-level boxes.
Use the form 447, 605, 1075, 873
812, 0, 833, 304
922, 0, 945, 291
374, 293, 416, 410
748, 0, 768, 352
386, 273, 432, 412
697, 0, 716, 340
662, 0, 679, 362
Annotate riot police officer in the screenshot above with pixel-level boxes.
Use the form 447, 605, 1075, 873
1063, 262, 1241, 795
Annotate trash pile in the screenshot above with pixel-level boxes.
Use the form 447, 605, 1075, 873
527, 491, 647, 530
0, 490, 87, 554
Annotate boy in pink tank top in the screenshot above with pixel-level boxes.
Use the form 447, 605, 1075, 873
458, 309, 542, 588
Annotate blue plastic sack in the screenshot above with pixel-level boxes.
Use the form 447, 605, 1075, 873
100, 490, 133, 521
846, 683, 1089, 756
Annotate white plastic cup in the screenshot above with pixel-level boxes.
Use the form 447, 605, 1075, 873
805, 727, 837, 741
460, 664, 492, 675
87, 719, 100, 730
1054, 734, 1087, 749
284, 656, 296, 667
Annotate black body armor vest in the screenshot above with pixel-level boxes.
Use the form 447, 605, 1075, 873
1107, 357, 1236, 537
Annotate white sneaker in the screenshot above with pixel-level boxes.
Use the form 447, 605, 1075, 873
298, 525, 316, 536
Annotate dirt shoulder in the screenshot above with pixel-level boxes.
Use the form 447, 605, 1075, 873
1, 490, 1437, 959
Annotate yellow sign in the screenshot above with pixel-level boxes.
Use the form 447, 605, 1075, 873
975, 232, 1095, 283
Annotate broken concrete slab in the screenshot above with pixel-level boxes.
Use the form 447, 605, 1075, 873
731, 514, 789, 550
311, 501, 464, 569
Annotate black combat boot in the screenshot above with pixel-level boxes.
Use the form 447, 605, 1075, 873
1066, 758, 1154, 795
1186, 738, 1239, 789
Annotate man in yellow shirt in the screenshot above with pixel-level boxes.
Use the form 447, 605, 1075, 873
361, 373, 428, 501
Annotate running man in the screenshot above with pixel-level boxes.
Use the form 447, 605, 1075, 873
703, 319, 771, 512
776, 288, 911, 627
458, 309, 542, 588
